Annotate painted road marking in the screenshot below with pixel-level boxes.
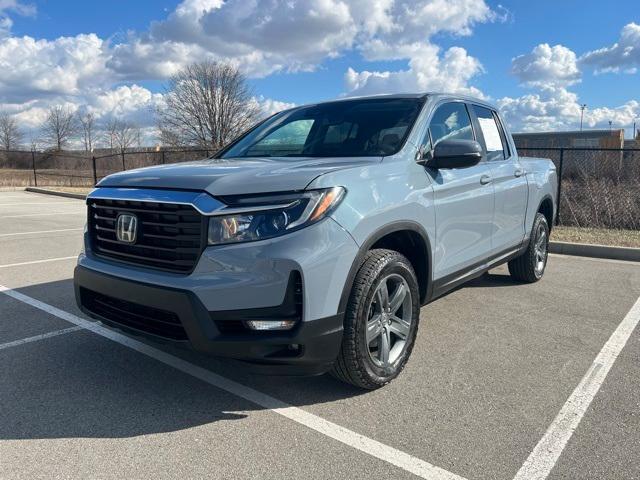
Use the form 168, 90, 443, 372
0, 202, 82, 206
513, 294, 640, 480
0, 284, 467, 480
0, 256, 77, 268
0, 326, 84, 351
0, 211, 84, 219
0, 228, 83, 238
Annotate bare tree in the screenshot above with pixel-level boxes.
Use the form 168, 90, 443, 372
79, 111, 96, 152
107, 117, 139, 151
0, 113, 23, 150
28, 135, 41, 152
41, 106, 77, 150
157, 61, 260, 149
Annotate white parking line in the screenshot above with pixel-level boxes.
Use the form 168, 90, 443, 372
0, 256, 77, 268
0, 284, 466, 480
0, 228, 83, 238
0, 211, 83, 219
0, 326, 84, 351
0, 202, 81, 206
514, 294, 640, 480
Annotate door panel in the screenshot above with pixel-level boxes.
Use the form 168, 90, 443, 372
488, 161, 528, 252
469, 105, 528, 252
422, 101, 496, 280
428, 164, 495, 279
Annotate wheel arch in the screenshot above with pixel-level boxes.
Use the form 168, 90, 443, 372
538, 195, 555, 231
337, 221, 433, 314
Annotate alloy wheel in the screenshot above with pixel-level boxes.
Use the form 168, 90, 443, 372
534, 223, 548, 276
365, 274, 413, 367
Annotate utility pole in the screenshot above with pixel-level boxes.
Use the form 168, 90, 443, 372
580, 104, 587, 131
634, 120, 637, 140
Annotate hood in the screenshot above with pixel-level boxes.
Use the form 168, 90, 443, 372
97, 156, 380, 196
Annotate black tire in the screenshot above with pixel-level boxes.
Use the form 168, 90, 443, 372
508, 213, 549, 283
331, 249, 420, 389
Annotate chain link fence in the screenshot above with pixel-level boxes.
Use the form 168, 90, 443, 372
0, 148, 211, 188
517, 147, 640, 230
2, 146, 640, 230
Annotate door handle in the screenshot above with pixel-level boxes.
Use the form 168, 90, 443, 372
514, 168, 525, 177
480, 175, 492, 185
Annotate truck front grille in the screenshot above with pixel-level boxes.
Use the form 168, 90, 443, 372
80, 288, 188, 340
88, 198, 206, 274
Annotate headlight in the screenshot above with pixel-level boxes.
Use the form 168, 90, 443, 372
207, 187, 345, 246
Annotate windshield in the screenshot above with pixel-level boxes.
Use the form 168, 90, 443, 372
220, 97, 424, 159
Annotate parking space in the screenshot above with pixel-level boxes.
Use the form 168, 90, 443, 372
1, 190, 639, 480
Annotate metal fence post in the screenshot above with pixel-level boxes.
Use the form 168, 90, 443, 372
121, 150, 126, 171
31, 150, 37, 187
92, 156, 97, 186
556, 148, 564, 226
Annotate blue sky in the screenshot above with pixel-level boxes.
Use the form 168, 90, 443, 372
1, 0, 639, 142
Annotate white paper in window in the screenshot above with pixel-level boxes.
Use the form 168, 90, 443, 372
478, 117, 503, 152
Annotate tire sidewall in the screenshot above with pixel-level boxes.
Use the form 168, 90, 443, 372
351, 255, 420, 383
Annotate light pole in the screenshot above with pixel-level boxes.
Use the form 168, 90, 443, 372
580, 104, 587, 131
634, 120, 637, 140
609, 120, 613, 132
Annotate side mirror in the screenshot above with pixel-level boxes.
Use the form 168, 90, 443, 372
427, 139, 483, 169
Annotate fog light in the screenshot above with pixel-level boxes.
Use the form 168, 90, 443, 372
245, 320, 296, 331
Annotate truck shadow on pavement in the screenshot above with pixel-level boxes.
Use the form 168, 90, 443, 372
0, 279, 368, 440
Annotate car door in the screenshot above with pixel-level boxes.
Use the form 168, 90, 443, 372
421, 101, 496, 281
470, 105, 528, 254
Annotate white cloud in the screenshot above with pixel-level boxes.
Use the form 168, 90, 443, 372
344, 45, 484, 97
355, 0, 494, 61
498, 87, 640, 133
254, 96, 296, 117
511, 43, 581, 88
0, 0, 35, 37
108, 0, 497, 86
0, 34, 110, 99
341, 0, 495, 96
2, 84, 161, 130
110, 0, 359, 79
0, 0, 35, 16
502, 34, 640, 134
581, 22, 640, 74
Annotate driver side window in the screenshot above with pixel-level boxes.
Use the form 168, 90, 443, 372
424, 102, 474, 151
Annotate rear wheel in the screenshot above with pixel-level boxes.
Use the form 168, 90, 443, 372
331, 249, 420, 389
508, 213, 549, 283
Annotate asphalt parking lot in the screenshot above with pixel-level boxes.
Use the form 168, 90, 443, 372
1, 190, 639, 480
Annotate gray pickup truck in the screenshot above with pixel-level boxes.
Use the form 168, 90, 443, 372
74, 93, 557, 389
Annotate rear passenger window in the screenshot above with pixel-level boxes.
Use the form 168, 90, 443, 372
472, 105, 505, 161
427, 102, 474, 148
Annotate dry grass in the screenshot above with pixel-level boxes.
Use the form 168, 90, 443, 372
552, 226, 640, 248
0, 169, 95, 187
0, 169, 36, 186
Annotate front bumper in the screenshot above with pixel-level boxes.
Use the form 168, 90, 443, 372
74, 265, 344, 375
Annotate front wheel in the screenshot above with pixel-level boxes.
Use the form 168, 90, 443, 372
508, 213, 549, 283
331, 249, 420, 389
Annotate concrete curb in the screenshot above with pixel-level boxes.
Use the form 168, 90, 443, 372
549, 241, 640, 262
25, 187, 87, 200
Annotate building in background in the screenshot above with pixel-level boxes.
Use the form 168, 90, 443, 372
513, 129, 624, 149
